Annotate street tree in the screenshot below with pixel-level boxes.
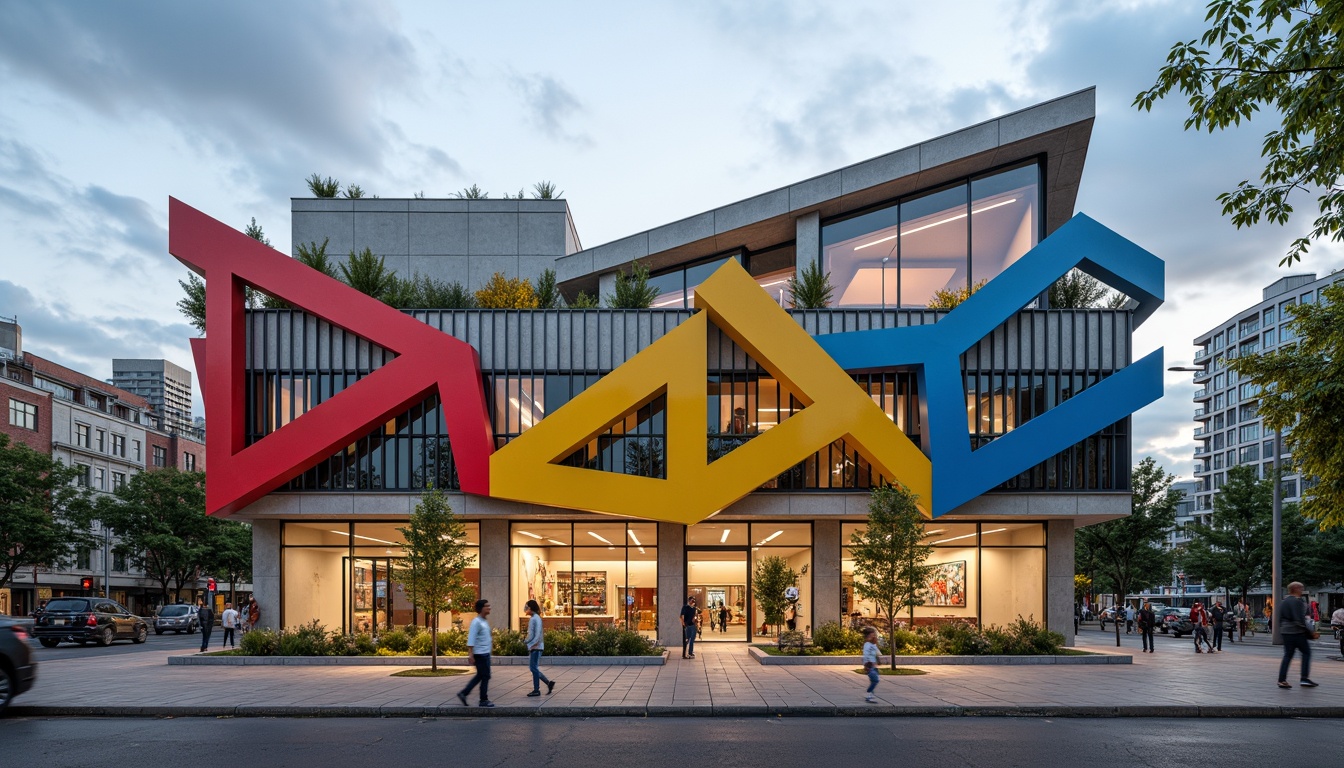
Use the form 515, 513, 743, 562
208, 519, 253, 606
751, 554, 798, 639
395, 486, 475, 671
1075, 457, 1177, 646
1181, 465, 1272, 602
98, 469, 210, 605
849, 484, 935, 668
1136, 1, 1344, 267
1229, 281, 1344, 528
0, 434, 97, 591
1048, 269, 1129, 309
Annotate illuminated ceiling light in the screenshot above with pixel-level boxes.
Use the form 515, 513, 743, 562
720, 529, 731, 544
588, 531, 613, 545
755, 530, 783, 546
517, 530, 543, 540
628, 530, 643, 547
547, 538, 567, 546
854, 198, 1018, 250
328, 530, 398, 546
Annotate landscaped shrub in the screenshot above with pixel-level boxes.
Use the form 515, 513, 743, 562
544, 628, 585, 657
813, 622, 864, 652
277, 621, 332, 656
232, 621, 661, 657
330, 632, 377, 656
406, 629, 467, 656
379, 629, 411, 653
579, 623, 622, 656
616, 629, 661, 657
492, 628, 528, 657
936, 621, 991, 656
1005, 615, 1064, 655
240, 627, 279, 656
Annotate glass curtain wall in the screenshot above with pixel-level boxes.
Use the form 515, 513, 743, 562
281, 520, 480, 634
684, 522, 812, 640
822, 162, 1040, 308
840, 522, 1044, 630
510, 522, 658, 637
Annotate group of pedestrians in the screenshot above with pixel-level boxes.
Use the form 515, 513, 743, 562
455, 598, 559, 708
194, 595, 259, 652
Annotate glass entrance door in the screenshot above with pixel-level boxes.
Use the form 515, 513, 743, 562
686, 549, 748, 641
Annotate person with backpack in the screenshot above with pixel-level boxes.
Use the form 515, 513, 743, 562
1276, 582, 1318, 689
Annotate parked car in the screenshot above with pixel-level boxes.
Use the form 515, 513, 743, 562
1158, 607, 1193, 637
0, 616, 38, 714
154, 604, 200, 635
32, 598, 148, 647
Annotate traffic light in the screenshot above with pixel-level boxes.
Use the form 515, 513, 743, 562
80, 577, 93, 590
207, 577, 217, 592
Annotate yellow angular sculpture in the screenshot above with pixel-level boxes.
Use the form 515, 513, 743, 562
489, 260, 931, 524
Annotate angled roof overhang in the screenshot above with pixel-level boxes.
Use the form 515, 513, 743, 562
557, 87, 1095, 296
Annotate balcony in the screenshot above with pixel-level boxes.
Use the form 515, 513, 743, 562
1194, 347, 1211, 361
1195, 408, 1211, 420
1193, 387, 1211, 400
1194, 445, 1210, 457
1193, 426, 1208, 437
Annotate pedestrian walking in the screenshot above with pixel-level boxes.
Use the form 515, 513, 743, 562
1137, 602, 1156, 654
196, 598, 215, 653
680, 596, 698, 659
1210, 601, 1226, 652
524, 599, 555, 697
221, 601, 239, 649
1276, 582, 1318, 689
246, 597, 260, 631
1124, 604, 1135, 634
862, 626, 881, 703
457, 599, 495, 708
1190, 602, 1211, 653
1330, 606, 1344, 657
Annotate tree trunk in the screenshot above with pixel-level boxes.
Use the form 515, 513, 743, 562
431, 612, 438, 672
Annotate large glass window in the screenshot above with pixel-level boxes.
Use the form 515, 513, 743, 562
841, 522, 1045, 630
822, 163, 1041, 308
8, 398, 37, 430
510, 522, 658, 637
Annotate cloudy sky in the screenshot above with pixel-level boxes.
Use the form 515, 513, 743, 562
1, 0, 1339, 478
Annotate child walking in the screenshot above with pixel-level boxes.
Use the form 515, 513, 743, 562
862, 627, 881, 703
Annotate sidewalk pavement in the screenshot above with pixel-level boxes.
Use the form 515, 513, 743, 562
12, 631, 1343, 718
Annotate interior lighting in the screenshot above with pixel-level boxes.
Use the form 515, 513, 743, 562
755, 530, 783, 546
720, 529, 731, 543
547, 538, 568, 546
854, 198, 1018, 250
627, 529, 643, 547
927, 527, 1006, 546
517, 530, 543, 540
328, 530, 398, 546
588, 531, 613, 545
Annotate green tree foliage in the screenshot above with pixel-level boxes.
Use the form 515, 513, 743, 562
1179, 465, 1271, 601
1136, 1, 1344, 266
306, 174, 340, 198
339, 248, 397, 302
928, 279, 987, 309
177, 273, 206, 335
0, 434, 97, 590
296, 238, 340, 278
1230, 282, 1344, 527
568, 290, 599, 308
342, 184, 366, 199
605, 260, 658, 308
395, 487, 475, 670
452, 184, 488, 199
208, 520, 253, 606
849, 484, 934, 667
383, 275, 478, 309
243, 217, 270, 247
751, 554, 798, 637
787, 261, 834, 309
535, 268, 561, 309
98, 469, 209, 604
1075, 457, 1177, 646
1048, 269, 1128, 308
531, 180, 562, 199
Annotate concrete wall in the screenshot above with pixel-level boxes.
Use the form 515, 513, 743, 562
812, 521, 840, 630
1047, 519, 1076, 645
252, 520, 281, 630
291, 199, 576, 293
478, 519, 509, 618
657, 522, 684, 647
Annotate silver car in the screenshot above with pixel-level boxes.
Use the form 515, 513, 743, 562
153, 604, 199, 635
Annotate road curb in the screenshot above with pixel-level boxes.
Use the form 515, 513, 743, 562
11, 704, 1343, 719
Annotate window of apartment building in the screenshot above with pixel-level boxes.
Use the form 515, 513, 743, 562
1238, 316, 1259, 336
8, 398, 37, 430
1225, 409, 1237, 426
1301, 290, 1314, 304
33, 377, 75, 401
1239, 424, 1260, 443
1213, 453, 1224, 470
1263, 439, 1276, 458
1263, 307, 1275, 325
1212, 414, 1224, 431
73, 463, 90, 486
1239, 339, 1259, 356
152, 445, 166, 467
822, 162, 1040, 308
132, 439, 141, 461
76, 547, 91, 570
111, 434, 125, 457
1213, 393, 1225, 410
1281, 477, 1298, 498
93, 467, 105, 490
1240, 402, 1258, 421
95, 428, 106, 453
1213, 373, 1224, 389
75, 423, 90, 448
1239, 444, 1260, 464
112, 551, 127, 572
1213, 473, 1225, 490
183, 452, 196, 471
111, 472, 126, 491
1212, 433, 1225, 451
1263, 328, 1276, 346
1227, 450, 1238, 467
1213, 332, 1223, 349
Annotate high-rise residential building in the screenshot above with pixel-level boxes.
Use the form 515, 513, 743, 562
1188, 272, 1344, 516
110, 358, 196, 437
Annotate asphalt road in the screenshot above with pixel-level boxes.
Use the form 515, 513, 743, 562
26, 625, 214, 660
1, 717, 1338, 767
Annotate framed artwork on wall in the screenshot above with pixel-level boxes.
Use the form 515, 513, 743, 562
923, 561, 966, 608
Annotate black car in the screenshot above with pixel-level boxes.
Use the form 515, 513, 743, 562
1158, 607, 1194, 637
0, 617, 38, 713
32, 598, 148, 647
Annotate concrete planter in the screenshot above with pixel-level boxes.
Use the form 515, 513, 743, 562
169, 650, 668, 667
747, 646, 1130, 665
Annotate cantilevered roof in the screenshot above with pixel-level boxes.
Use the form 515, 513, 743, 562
557, 87, 1095, 294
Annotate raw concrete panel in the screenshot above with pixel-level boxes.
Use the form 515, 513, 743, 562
291, 211, 353, 257
919, 121, 1000, 170
408, 199, 469, 213
291, 199, 355, 212
1047, 519, 1076, 645
795, 211, 820, 273
479, 519, 510, 615
467, 199, 519, 213
648, 212, 715, 256
714, 189, 789, 234
517, 212, 568, 256
789, 172, 843, 211
841, 147, 920, 195
518, 254, 559, 286
657, 522, 685, 648
467, 212, 519, 256
353, 212, 409, 256
408, 254, 470, 288
251, 520, 280, 630
999, 89, 1095, 145
812, 520, 841, 628
409, 212, 469, 255
588, 232, 649, 273
352, 199, 410, 213
469, 254, 520, 291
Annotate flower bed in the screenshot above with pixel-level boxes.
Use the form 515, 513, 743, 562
234, 621, 663, 659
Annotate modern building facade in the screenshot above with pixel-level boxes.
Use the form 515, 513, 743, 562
176, 88, 1167, 647
1, 326, 211, 616
111, 358, 198, 438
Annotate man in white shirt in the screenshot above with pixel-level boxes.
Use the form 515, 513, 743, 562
457, 599, 495, 708
221, 602, 239, 649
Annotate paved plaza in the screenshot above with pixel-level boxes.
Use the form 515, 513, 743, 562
12, 629, 1343, 717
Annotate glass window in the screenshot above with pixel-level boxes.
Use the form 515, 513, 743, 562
754, 267, 795, 306
686, 522, 747, 546
8, 398, 37, 430
922, 524, 978, 546
76, 423, 90, 448
93, 467, 105, 490
95, 429, 105, 452
749, 523, 811, 547
979, 548, 1044, 627
823, 204, 900, 308
979, 523, 1045, 546
648, 270, 685, 309
899, 184, 968, 308
970, 164, 1039, 284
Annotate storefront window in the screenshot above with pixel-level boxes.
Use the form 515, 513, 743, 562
684, 522, 812, 640
510, 522, 658, 637
281, 520, 479, 634
840, 522, 1044, 630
